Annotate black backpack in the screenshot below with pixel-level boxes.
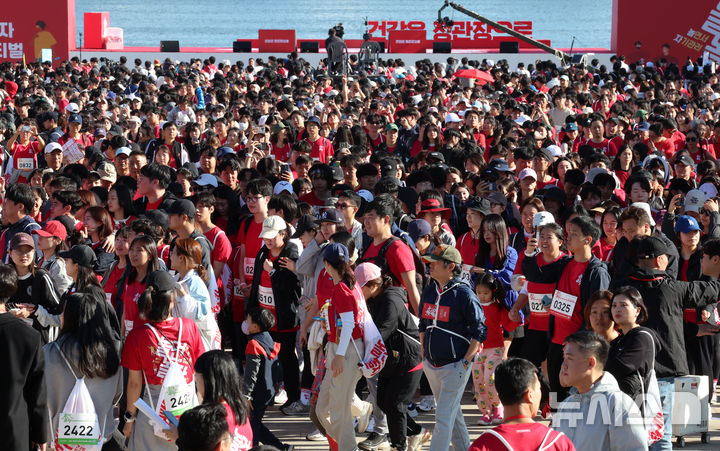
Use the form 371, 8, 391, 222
360, 236, 427, 296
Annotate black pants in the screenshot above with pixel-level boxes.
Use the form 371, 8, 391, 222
301, 346, 314, 390
378, 367, 422, 449
232, 321, 248, 368
521, 329, 550, 368
250, 403, 283, 448
547, 342, 569, 407
271, 330, 300, 404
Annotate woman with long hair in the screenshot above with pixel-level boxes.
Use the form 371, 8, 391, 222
44, 292, 123, 449
121, 270, 205, 450
597, 207, 622, 262
316, 242, 366, 451
120, 235, 160, 337
83, 205, 115, 275
7, 232, 61, 343
584, 290, 619, 343
475, 214, 518, 288
270, 122, 293, 162
107, 184, 138, 230
611, 144, 638, 188
247, 216, 302, 408
102, 226, 132, 308
33, 219, 72, 296
171, 238, 220, 351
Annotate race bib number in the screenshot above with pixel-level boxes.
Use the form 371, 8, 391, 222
105, 292, 113, 304
233, 278, 243, 297
528, 293, 551, 315
124, 319, 134, 336
244, 257, 255, 279
57, 412, 99, 446
162, 382, 195, 418
258, 285, 275, 307
460, 264, 473, 284
17, 158, 34, 170
550, 290, 578, 320
421, 303, 450, 322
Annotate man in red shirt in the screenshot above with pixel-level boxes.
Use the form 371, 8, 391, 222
299, 163, 334, 213
585, 117, 617, 157
469, 358, 574, 451
133, 162, 176, 214
304, 116, 334, 163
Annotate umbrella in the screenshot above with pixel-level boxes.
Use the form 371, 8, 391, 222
452, 68, 494, 85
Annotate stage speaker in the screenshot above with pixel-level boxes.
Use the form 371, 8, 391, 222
233, 41, 252, 52
499, 41, 519, 53
300, 41, 319, 53
433, 42, 451, 53
161, 40, 180, 52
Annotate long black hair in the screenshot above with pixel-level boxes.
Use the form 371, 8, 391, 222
110, 184, 137, 219
137, 285, 173, 322
59, 292, 120, 378
194, 351, 249, 425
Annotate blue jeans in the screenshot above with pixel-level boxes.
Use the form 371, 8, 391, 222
423, 360, 471, 451
650, 377, 675, 451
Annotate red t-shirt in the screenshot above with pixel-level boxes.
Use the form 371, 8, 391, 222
457, 232, 480, 266
224, 402, 253, 451
272, 142, 292, 162
481, 301, 519, 348
121, 317, 205, 385
327, 281, 364, 343
316, 268, 334, 308
239, 219, 264, 285
594, 238, 615, 263
362, 238, 415, 288
103, 263, 125, 308
525, 253, 566, 332
11, 141, 41, 172
204, 226, 232, 265
552, 259, 589, 344
122, 279, 147, 337
158, 243, 170, 267
585, 138, 617, 157
536, 177, 559, 190
230, 247, 245, 322
299, 191, 327, 209
305, 136, 334, 163
469, 423, 574, 451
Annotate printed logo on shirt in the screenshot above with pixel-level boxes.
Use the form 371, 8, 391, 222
576, 273, 584, 286
421, 303, 450, 322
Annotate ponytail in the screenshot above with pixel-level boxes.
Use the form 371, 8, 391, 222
196, 264, 208, 282
138, 285, 174, 322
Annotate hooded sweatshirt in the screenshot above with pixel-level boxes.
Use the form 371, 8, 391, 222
242, 331, 280, 408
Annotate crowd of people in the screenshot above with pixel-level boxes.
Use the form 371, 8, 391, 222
0, 47, 719, 451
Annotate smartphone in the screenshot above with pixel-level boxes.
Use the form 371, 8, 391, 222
21, 126, 32, 132
281, 163, 290, 173
258, 143, 268, 151
163, 411, 180, 427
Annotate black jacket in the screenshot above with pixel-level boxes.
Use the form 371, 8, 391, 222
367, 286, 422, 374
0, 313, 48, 450
625, 267, 720, 377
242, 331, 280, 409
247, 242, 301, 331
132, 191, 177, 215
521, 254, 610, 336
610, 230, 679, 284
606, 327, 661, 405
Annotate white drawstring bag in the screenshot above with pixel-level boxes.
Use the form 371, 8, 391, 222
54, 344, 102, 451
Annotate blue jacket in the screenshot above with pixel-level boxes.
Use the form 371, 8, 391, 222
418, 278, 487, 367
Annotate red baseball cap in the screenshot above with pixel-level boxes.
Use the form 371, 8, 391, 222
32, 220, 68, 241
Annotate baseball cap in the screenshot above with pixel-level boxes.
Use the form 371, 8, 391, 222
259, 215, 287, 239
533, 211, 556, 229
145, 270, 177, 292
141, 210, 169, 230
630, 202, 656, 226
488, 159, 512, 173
637, 122, 651, 132
195, 173, 218, 188
445, 112, 461, 124
355, 262, 383, 287
518, 168, 537, 180
95, 161, 117, 183
69, 113, 82, 124
32, 220, 68, 241
634, 236, 669, 259
565, 123, 578, 132
385, 123, 399, 132
306, 116, 321, 126
322, 242, 350, 265
465, 197, 491, 216
674, 215, 702, 234
675, 154, 694, 167
408, 219, 432, 242
65, 102, 80, 113
711, 93, 720, 101
315, 208, 344, 225
59, 245, 97, 267
380, 159, 399, 176
168, 199, 196, 218
273, 181, 294, 195
10, 232, 35, 250
357, 189, 374, 203
44, 142, 62, 154
115, 146, 132, 158
292, 214, 318, 239
487, 191, 507, 207
535, 148, 555, 163
427, 152, 445, 162
699, 182, 719, 200
684, 189, 707, 214
421, 243, 462, 265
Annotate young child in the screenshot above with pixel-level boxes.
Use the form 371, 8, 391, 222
33, 219, 72, 296
242, 306, 291, 451
473, 273, 518, 425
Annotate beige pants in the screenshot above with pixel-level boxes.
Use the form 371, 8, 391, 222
317, 339, 364, 451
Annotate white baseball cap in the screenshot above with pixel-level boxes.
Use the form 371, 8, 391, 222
533, 211, 555, 229
444, 112, 462, 124
518, 168, 537, 181
699, 182, 718, 200
273, 181, 294, 195
259, 215, 287, 239
65, 102, 80, 113
195, 173, 218, 188
684, 189, 707, 214
44, 142, 62, 154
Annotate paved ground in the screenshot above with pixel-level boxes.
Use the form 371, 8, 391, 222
264, 384, 720, 450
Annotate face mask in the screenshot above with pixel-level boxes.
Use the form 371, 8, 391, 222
212, 114, 221, 121
241, 320, 250, 335
237, 121, 249, 132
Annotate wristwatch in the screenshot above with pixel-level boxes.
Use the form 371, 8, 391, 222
461, 358, 471, 368
124, 411, 136, 423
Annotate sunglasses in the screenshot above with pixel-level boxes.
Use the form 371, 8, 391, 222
686, 137, 698, 142
335, 202, 354, 209
701, 209, 710, 215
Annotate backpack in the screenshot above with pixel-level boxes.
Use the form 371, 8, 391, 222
54, 343, 102, 450
360, 236, 427, 295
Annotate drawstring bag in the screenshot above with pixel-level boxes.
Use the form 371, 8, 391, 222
144, 321, 197, 439
349, 284, 388, 378
54, 343, 103, 451
637, 329, 664, 445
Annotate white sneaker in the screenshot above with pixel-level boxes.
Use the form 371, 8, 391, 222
306, 429, 325, 441
357, 400, 373, 434
407, 427, 432, 451
416, 395, 435, 412
273, 389, 288, 405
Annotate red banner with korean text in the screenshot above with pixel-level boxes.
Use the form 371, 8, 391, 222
1, 0, 75, 63
258, 29, 296, 53
613, 0, 720, 64
388, 30, 426, 53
